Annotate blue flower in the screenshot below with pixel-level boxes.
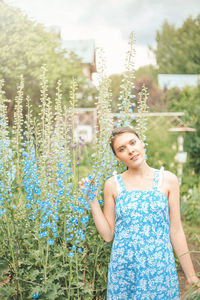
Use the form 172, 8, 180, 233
81, 188, 88, 195
124, 121, 130, 126
33, 187, 41, 195
77, 229, 84, 235
71, 218, 78, 225
88, 193, 96, 201
46, 222, 52, 228
42, 215, 48, 222
72, 245, 77, 250
32, 293, 40, 299
83, 181, 89, 188
51, 224, 57, 233
88, 175, 93, 180
68, 252, 74, 258
48, 239, 54, 245
78, 248, 83, 253
80, 233, 85, 240
66, 237, 72, 242
40, 223, 46, 229
81, 216, 89, 226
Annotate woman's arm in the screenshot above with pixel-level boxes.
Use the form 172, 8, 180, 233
166, 171, 200, 292
79, 177, 116, 242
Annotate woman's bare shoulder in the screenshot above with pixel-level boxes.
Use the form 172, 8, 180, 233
104, 176, 116, 188
163, 170, 179, 186
104, 176, 118, 197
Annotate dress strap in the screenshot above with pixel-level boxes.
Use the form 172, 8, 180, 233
113, 174, 124, 195
153, 167, 164, 189
152, 169, 161, 190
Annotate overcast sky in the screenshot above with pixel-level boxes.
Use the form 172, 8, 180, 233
5, 0, 200, 74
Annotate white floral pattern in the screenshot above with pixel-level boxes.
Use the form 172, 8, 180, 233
106, 169, 180, 300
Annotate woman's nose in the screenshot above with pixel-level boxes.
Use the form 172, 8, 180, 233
127, 145, 134, 154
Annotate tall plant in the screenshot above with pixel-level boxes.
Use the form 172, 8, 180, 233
0, 32, 152, 299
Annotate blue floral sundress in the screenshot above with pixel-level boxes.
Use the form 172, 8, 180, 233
106, 168, 180, 300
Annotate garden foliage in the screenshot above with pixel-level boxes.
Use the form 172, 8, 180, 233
0, 2, 97, 124
0, 33, 149, 299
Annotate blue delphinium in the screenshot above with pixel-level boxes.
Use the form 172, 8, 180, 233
32, 292, 41, 299
22, 141, 41, 221
0, 118, 15, 217
68, 251, 74, 258
21, 136, 92, 257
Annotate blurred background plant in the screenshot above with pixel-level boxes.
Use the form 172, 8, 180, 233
0, 2, 98, 126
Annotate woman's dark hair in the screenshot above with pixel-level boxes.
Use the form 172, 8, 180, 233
110, 126, 140, 155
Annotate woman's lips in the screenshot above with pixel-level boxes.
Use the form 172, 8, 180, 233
130, 154, 139, 161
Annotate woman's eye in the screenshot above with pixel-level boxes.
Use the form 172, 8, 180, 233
131, 140, 136, 145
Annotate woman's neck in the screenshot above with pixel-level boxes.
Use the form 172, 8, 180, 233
126, 162, 153, 178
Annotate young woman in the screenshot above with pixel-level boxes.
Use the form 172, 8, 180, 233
80, 126, 200, 299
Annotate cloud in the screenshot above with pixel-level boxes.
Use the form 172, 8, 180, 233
4, 0, 200, 73
77, 0, 200, 45
7, 0, 200, 46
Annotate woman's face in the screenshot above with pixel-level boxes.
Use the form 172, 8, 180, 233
113, 132, 145, 167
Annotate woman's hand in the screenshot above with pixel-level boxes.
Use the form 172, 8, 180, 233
79, 176, 98, 203
187, 275, 200, 293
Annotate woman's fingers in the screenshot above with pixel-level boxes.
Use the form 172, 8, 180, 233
79, 177, 91, 188
79, 178, 98, 191
78, 177, 98, 203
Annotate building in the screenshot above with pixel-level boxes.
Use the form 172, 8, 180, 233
62, 39, 96, 80
158, 74, 200, 89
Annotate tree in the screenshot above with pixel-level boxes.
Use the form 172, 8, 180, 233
166, 86, 200, 175
135, 65, 158, 84
134, 76, 165, 111
152, 15, 200, 74
109, 69, 166, 112
0, 3, 95, 122
134, 65, 167, 111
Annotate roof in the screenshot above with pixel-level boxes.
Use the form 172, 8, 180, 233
62, 39, 95, 64
158, 74, 200, 89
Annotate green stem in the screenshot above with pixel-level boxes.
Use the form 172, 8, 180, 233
7, 221, 23, 300
68, 259, 73, 300
44, 242, 49, 282
75, 251, 80, 299
92, 245, 100, 295
63, 216, 68, 296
